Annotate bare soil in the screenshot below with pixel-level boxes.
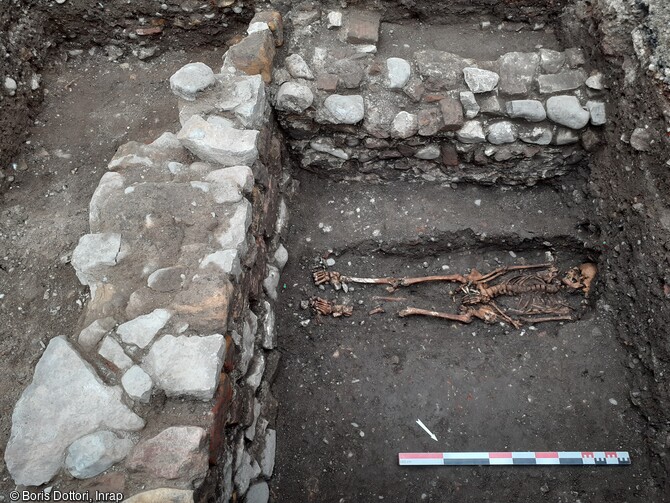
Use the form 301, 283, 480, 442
0, 47, 226, 492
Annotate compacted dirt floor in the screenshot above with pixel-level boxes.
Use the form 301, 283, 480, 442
271, 173, 658, 503
0, 47, 226, 491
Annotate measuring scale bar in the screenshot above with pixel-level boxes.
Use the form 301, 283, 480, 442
399, 451, 631, 466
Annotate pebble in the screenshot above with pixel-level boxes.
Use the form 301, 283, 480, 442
324, 94, 365, 124
386, 57, 412, 89
609, 398, 618, 405
474, 199, 482, 206
327, 11, 343, 29
326, 258, 336, 266
275, 82, 314, 113
4, 76, 17, 94
285, 54, 314, 80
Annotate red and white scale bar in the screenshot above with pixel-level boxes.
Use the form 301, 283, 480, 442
399, 451, 631, 466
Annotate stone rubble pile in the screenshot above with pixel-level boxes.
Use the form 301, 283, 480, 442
4, 11, 290, 503
272, 7, 609, 185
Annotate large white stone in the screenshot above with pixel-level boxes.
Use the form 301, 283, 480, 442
274, 244, 288, 270
275, 82, 314, 113
177, 116, 259, 167
459, 91, 480, 119
463, 67, 499, 93
122, 365, 153, 403
5, 337, 144, 486
205, 165, 254, 194
117, 308, 171, 349
219, 74, 266, 129
142, 334, 225, 400
323, 94, 365, 124
456, 121, 486, 143
246, 482, 270, 503
71, 233, 122, 286
65, 431, 133, 479
386, 57, 411, 89
546, 95, 590, 129
89, 172, 124, 230
170, 62, 216, 101
519, 126, 553, 146
586, 100, 606, 126
390, 111, 418, 139
217, 199, 253, 256
99, 336, 134, 370
260, 429, 276, 477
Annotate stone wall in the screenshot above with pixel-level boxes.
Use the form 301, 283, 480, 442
4, 12, 290, 503
271, 8, 607, 185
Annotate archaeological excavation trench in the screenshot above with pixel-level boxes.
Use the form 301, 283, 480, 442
2, 1, 670, 502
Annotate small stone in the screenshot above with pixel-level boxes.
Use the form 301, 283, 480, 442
117, 309, 171, 349
538, 69, 587, 93
498, 52, 540, 95
234, 451, 261, 494
555, 128, 580, 145
440, 97, 464, 131
169, 63, 215, 101
441, 144, 459, 166
323, 94, 365, 124
415, 50, 469, 89
260, 429, 276, 477
415, 144, 441, 160
65, 431, 132, 479
463, 67, 499, 93
142, 334, 225, 400
178, 116, 259, 166
403, 77, 424, 102
459, 91, 480, 119
246, 353, 265, 392
78, 318, 116, 350
346, 10, 381, 44
564, 47, 586, 68
127, 426, 208, 481
310, 139, 349, 160
316, 74, 338, 92
539, 49, 565, 74
630, 127, 653, 151
71, 233, 122, 287
609, 398, 618, 405
519, 126, 553, 145
275, 81, 314, 113
263, 265, 280, 300
4, 76, 17, 93
478, 95, 503, 115
332, 59, 364, 89
99, 336, 134, 371
506, 100, 546, 122
456, 121, 486, 143
285, 54, 314, 80
327, 11, 343, 29
487, 121, 518, 144
390, 111, 419, 139
262, 301, 276, 350
246, 481, 270, 503
586, 73, 604, 90
386, 57, 411, 89
122, 365, 153, 403
274, 244, 288, 271
418, 107, 443, 136
586, 101, 606, 126
546, 95, 589, 129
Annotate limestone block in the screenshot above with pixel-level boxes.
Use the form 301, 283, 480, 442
459, 91, 480, 119
71, 233, 122, 286
143, 334, 225, 400
546, 95, 590, 129
177, 116, 259, 167
99, 336, 134, 370
346, 10, 380, 44
89, 172, 124, 230
498, 52, 540, 95
386, 57, 411, 89
246, 353, 265, 392
200, 250, 242, 281
122, 365, 153, 403
506, 100, 546, 122
5, 338, 144, 486
65, 431, 133, 479
259, 429, 276, 478
463, 67, 499, 93
586, 100, 606, 126
538, 69, 587, 93
390, 111, 418, 139
147, 266, 187, 292
487, 121, 518, 145
275, 82, 314, 113
539, 49, 565, 74
519, 126, 553, 145
169, 63, 215, 101
217, 199, 253, 255
78, 317, 116, 350
117, 308, 171, 349
456, 121, 486, 143
323, 94, 365, 124
127, 426, 208, 481
285, 54, 314, 80
415, 50, 470, 89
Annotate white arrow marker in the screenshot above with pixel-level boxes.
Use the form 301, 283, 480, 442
416, 419, 438, 441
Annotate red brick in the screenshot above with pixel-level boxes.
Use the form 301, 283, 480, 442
439, 98, 464, 131
209, 373, 233, 465
316, 74, 339, 92
418, 107, 442, 136
442, 144, 459, 166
